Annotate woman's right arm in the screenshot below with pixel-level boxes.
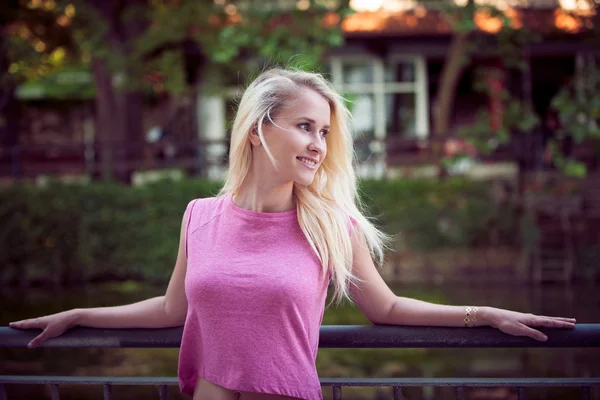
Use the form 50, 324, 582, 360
9, 204, 191, 348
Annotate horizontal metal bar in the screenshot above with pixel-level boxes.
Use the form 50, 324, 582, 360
319, 325, 600, 348
0, 377, 178, 385
2, 324, 599, 349
318, 378, 600, 387
1, 376, 599, 387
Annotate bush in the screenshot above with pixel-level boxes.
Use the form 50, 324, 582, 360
0, 179, 222, 286
0, 178, 519, 286
359, 178, 519, 250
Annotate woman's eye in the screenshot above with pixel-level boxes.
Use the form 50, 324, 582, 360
320, 130, 329, 137
299, 123, 310, 131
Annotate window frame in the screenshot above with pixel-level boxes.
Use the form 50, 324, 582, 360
330, 54, 429, 139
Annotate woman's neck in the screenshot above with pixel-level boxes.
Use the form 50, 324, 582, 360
234, 176, 295, 213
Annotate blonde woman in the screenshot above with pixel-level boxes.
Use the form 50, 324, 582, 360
10, 68, 576, 400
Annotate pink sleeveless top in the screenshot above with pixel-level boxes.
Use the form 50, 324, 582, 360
177, 195, 330, 399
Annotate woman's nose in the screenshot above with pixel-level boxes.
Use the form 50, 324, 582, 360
308, 136, 325, 154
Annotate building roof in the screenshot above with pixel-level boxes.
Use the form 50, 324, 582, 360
341, 7, 599, 37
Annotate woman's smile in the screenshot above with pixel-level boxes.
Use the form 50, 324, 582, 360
297, 156, 318, 169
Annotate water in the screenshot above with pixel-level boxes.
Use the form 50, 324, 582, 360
1, 281, 599, 400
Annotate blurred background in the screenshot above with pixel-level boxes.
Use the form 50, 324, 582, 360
1, 0, 599, 399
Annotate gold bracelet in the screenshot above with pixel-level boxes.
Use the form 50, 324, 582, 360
464, 306, 479, 327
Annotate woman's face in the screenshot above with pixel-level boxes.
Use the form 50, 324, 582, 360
255, 88, 330, 186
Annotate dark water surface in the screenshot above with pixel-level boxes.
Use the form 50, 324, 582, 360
1, 282, 599, 400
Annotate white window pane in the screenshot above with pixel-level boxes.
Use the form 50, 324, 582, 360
347, 93, 375, 161
225, 98, 238, 133
385, 61, 415, 83
322, 62, 334, 83
386, 93, 417, 136
348, 93, 375, 137
342, 61, 374, 84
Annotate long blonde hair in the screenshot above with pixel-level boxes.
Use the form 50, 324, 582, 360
218, 68, 388, 306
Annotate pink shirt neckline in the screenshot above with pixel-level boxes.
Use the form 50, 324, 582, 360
228, 193, 297, 220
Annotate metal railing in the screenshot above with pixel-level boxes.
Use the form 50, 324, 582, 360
1, 324, 600, 399
0, 135, 524, 181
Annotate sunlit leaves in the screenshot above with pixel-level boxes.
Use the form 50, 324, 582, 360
4, 0, 350, 99
549, 58, 600, 176
455, 65, 541, 159
146, 49, 187, 94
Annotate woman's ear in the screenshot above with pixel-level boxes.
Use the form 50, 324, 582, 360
248, 124, 261, 147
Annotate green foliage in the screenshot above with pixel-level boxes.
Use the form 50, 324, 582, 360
552, 60, 600, 143
359, 178, 519, 251
0, 179, 222, 285
15, 64, 95, 99
5, 0, 352, 98
432, 0, 597, 178
550, 58, 600, 177
456, 74, 540, 155
0, 177, 520, 286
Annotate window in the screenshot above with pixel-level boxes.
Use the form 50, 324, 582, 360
330, 55, 429, 140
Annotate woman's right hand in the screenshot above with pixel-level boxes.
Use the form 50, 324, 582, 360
9, 309, 81, 348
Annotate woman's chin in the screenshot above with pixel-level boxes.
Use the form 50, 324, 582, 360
294, 175, 315, 186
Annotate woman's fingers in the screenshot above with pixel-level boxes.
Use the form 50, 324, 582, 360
29, 325, 66, 348
28, 332, 47, 348
525, 317, 576, 329
539, 316, 576, 323
518, 324, 548, 342
10, 318, 60, 348
544, 319, 575, 328
9, 319, 46, 329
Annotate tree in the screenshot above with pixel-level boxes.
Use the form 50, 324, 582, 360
417, 0, 534, 176
550, 56, 600, 177
0, 1, 19, 154
1, 0, 68, 163
418, 0, 599, 180
2, 0, 352, 182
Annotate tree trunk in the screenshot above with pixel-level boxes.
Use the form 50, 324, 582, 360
87, 0, 148, 183
432, 30, 471, 147
123, 91, 144, 181
432, 31, 471, 178
92, 58, 120, 181
0, 28, 20, 177
119, 0, 148, 182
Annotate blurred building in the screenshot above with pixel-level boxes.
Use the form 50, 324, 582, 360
197, 1, 599, 179
3, 0, 599, 181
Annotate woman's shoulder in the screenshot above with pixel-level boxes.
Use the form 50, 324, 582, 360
186, 195, 223, 210
185, 196, 228, 225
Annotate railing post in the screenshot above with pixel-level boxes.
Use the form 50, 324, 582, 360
0, 383, 6, 400
455, 386, 466, 400
158, 384, 168, 400
10, 146, 21, 179
332, 385, 342, 400
581, 386, 591, 400
518, 387, 526, 400
50, 383, 60, 400
103, 383, 112, 400
393, 386, 404, 400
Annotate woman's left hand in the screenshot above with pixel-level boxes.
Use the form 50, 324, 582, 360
482, 307, 576, 342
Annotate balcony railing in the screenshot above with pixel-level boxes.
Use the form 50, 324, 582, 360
0, 135, 526, 181
1, 324, 600, 400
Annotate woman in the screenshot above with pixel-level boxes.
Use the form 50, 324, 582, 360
10, 68, 576, 400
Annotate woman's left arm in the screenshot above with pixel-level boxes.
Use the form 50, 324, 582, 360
348, 231, 576, 342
